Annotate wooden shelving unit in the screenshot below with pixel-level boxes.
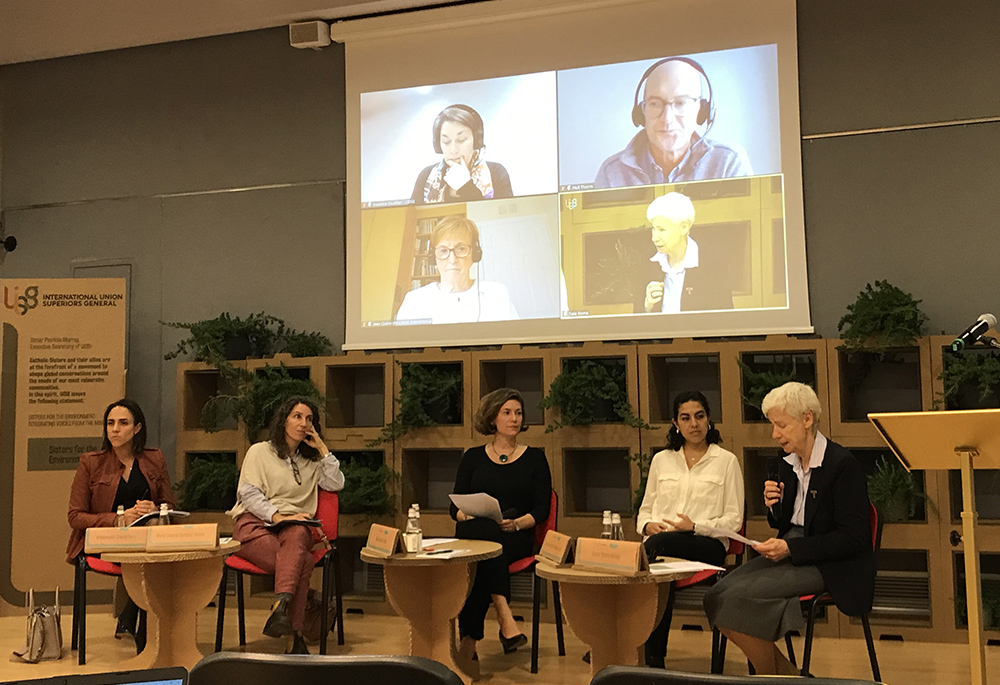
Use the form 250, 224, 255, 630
174, 334, 999, 641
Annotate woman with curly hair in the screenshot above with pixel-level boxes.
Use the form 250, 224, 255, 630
228, 395, 345, 654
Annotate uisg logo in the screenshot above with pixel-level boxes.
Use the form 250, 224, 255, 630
2, 285, 39, 315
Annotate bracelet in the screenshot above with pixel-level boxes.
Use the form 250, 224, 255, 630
692, 523, 698, 535
513, 520, 519, 532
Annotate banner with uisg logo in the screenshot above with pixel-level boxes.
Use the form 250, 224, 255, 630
0, 278, 126, 609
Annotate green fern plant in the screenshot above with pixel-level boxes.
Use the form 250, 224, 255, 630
737, 357, 801, 414
539, 358, 653, 433
174, 454, 239, 511
837, 280, 928, 355
938, 350, 1000, 408
367, 363, 463, 447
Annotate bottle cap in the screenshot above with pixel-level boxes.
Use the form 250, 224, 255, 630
602, 512, 612, 524
612, 513, 621, 523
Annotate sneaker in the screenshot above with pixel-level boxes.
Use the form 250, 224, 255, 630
263, 594, 294, 638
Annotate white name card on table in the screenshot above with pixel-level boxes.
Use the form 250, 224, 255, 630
85, 527, 148, 554
573, 537, 649, 576
537, 530, 574, 566
146, 523, 219, 552
364, 524, 403, 557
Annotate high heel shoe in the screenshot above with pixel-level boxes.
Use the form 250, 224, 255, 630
499, 629, 527, 654
285, 632, 310, 655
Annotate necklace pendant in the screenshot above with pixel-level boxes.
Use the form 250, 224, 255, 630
499, 453, 508, 463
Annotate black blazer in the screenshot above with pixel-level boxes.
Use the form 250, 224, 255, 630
768, 439, 875, 617
632, 252, 734, 314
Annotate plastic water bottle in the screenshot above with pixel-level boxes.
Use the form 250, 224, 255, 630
404, 507, 423, 553
601, 510, 613, 539
611, 513, 625, 541
158, 502, 170, 526
116, 505, 126, 527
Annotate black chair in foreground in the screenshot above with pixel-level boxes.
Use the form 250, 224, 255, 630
190, 652, 463, 685
590, 665, 881, 685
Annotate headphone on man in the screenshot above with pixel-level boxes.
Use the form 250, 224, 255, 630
432, 104, 486, 154
630, 56, 715, 129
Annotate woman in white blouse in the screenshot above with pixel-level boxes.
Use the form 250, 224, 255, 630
637, 390, 744, 667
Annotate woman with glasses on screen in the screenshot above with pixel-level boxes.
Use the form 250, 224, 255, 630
411, 104, 513, 204
228, 396, 345, 654
394, 215, 518, 324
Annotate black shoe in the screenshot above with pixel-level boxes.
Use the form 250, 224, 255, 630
263, 594, 294, 638
582, 651, 591, 664
285, 632, 310, 655
115, 601, 138, 640
500, 630, 527, 654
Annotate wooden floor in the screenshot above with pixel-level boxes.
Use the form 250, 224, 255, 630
0, 603, 995, 684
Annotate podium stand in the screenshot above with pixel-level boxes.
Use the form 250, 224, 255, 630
869, 408, 1000, 685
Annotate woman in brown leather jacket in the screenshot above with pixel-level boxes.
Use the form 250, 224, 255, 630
66, 398, 174, 643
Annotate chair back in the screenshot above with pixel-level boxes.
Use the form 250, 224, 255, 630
591, 665, 881, 685
534, 490, 558, 548
725, 516, 747, 559
869, 500, 882, 554
316, 489, 340, 542
191, 652, 463, 685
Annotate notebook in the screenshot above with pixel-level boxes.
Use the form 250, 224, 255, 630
0, 666, 187, 685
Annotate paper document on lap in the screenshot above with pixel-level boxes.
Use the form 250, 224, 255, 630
449, 493, 503, 522
650, 559, 725, 575
697, 523, 760, 546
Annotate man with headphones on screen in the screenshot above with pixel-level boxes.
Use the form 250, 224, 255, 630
595, 57, 752, 189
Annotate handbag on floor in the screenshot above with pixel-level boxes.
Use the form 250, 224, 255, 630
11, 588, 63, 663
301, 587, 336, 644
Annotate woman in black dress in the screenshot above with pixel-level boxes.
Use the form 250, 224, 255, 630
450, 387, 552, 671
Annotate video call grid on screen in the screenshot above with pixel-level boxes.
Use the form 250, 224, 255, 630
343, 0, 810, 349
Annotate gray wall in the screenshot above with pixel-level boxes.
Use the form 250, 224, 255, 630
0, 28, 345, 470
2, 1, 1000, 468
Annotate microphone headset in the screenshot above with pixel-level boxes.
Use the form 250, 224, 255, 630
432, 104, 485, 154
631, 56, 715, 129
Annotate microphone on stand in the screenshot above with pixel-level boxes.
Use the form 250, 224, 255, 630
952, 313, 997, 352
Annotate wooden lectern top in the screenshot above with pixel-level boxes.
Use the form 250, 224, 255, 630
869, 409, 1000, 470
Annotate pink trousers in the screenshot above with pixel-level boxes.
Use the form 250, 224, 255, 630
233, 513, 317, 631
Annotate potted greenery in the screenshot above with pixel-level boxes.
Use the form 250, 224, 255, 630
367, 362, 463, 447
938, 350, 1000, 409
338, 453, 398, 518
837, 280, 928, 355
866, 456, 933, 523
202, 365, 325, 442
174, 453, 239, 511
539, 358, 652, 433
163, 312, 334, 367
737, 357, 802, 420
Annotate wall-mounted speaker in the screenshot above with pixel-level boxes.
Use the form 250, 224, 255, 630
289, 21, 331, 49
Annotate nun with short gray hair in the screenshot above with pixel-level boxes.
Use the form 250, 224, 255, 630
703, 382, 874, 675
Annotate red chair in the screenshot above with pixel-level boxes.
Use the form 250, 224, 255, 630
784, 501, 882, 681
71, 554, 146, 665
507, 490, 565, 674
214, 489, 344, 653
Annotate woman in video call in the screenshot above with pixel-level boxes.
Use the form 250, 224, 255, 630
411, 104, 513, 204
450, 388, 552, 676
394, 215, 519, 324
636, 390, 743, 668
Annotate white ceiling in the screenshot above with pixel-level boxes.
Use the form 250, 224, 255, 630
0, 0, 471, 65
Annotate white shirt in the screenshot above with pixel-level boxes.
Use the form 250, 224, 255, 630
784, 431, 828, 527
649, 237, 699, 314
636, 442, 744, 543
395, 280, 518, 324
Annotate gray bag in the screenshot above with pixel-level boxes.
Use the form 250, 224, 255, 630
11, 588, 63, 663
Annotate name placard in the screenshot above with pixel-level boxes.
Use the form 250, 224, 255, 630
364, 524, 402, 557
146, 523, 219, 552
84, 527, 147, 554
537, 530, 574, 566
573, 537, 648, 576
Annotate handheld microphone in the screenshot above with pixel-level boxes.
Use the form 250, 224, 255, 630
765, 457, 783, 521
952, 313, 997, 352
